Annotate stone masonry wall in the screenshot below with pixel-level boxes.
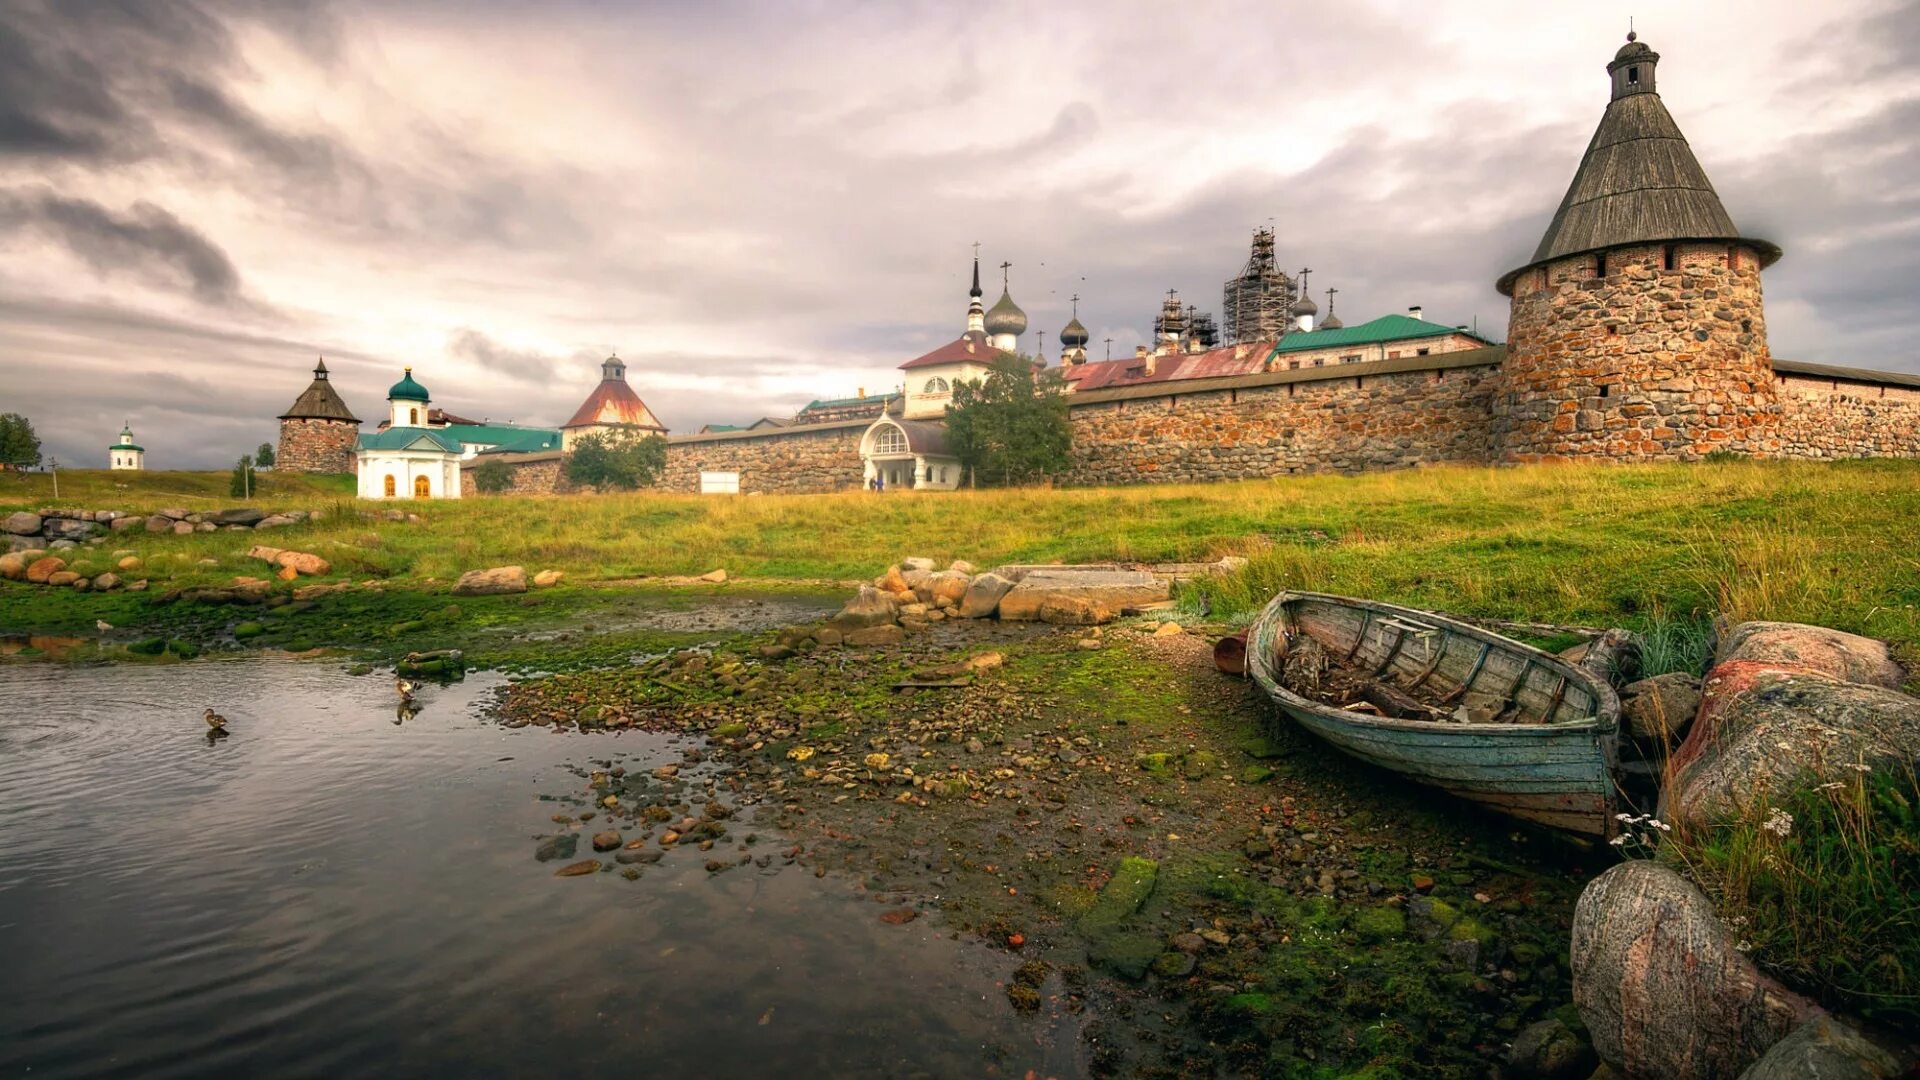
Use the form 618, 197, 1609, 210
278, 418, 359, 473
659, 424, 865, 494
461, 455, 573, 495
1064, 363, 1504, 485
1497, 242, 1779, 461
1774, 375, 1920, 459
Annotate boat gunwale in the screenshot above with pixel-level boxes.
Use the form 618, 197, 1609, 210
1247, 591, 1623, 738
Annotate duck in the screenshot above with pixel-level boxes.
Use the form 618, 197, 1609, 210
204, 707, 229, 730
96, 620, 113, 633
396, 677, 418, 701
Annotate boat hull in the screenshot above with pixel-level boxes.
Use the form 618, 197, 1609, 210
1248, 592, 1621, 837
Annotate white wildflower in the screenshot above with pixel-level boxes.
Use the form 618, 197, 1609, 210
1761, 807, 1793, 838
1609, 835, 1629, 847
1845, 762, 1872, 774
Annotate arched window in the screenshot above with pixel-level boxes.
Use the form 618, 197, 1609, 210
409, 407, 419, 425
924, 376, 949, 393
872, 427, 908, 455
384, 475, 397, 497
414, 475, 431, 498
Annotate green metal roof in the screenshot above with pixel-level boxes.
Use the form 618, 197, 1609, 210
387, 369, 430, 401
803, 392, 898, 410
356, 428, 463, 453
441, 424, 561, 452
703, 424, 745, 433
109, 443, 144, 452
1269, 314, 1485, 355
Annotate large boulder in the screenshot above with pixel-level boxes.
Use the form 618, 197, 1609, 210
2, 511, 42, 535
1620, 672, 1703, 741
109, 515, 143, 532
0, 552, 25, 579
1737, 1015, 1903, 1079
157, 508, 190, 520
208, 507, 268, 527
25, 555, 65, 584
844, 623, 905, 648
1506, 1017, 1597, 1080
1572, 861, 1818, 1079
1037, 596, 1113, 626
1715, 621, 1906, 689
829, 585, 899, 631
451, 565, 527, 596
41, 518, 102, 541
254, 514, 296, 529
957, 572, 1015, 618
995, 568, 1170, 621
1665, 665, 1920, 831
145, 515, 174, 533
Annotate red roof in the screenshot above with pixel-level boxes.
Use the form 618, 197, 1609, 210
564, 377, 665, 431
1060, 342, 1273, 391
900, 331, 1012, 370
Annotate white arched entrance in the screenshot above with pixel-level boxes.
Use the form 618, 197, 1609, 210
859, 417, 960, 491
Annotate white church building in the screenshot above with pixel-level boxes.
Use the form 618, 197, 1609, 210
354, 369, 465, 499
860, 256, 1024, 490
107, 424, 145, 470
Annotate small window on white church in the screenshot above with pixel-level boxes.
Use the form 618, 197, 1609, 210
924, 377, 949, 393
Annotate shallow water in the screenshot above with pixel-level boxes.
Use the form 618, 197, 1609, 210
0, 659, 1080, 1078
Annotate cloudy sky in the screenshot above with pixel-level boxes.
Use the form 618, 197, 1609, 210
2, 0, 1915, 469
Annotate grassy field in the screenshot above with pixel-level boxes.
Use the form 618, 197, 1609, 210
0, 468, 354, 508
6, 459, 1920, 659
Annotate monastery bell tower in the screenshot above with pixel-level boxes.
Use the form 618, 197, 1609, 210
1495, 34, 1782, 462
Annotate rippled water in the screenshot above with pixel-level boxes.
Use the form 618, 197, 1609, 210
0, 659, 1078, 1079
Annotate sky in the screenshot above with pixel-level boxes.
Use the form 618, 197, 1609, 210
1, 0, 1916, 469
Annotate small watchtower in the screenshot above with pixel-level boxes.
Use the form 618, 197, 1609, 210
276, 358, 362, 473
1495, 33, 1783, 461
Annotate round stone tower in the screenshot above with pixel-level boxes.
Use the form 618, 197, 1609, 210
277, 358, 362, 473
1495, 34, 1783, 461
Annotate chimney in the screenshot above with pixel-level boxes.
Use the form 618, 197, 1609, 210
857, 386, 865, 399
1144, 351, 1157, 376
1135, 344, 1149, 359
1408, 305, 1424, 321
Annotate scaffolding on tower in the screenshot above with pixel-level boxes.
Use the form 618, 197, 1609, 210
1221, 226, 1298, 344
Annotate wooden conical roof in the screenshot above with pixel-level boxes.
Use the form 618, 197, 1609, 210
278, 359, 360, 422
1498, 38, 1779, 295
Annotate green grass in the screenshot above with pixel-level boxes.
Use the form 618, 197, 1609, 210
7, 459, 1920, 662
1665, 765, 1920, 1028
0, 469, 353, 508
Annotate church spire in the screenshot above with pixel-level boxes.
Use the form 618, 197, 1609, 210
966, 245, 986, 333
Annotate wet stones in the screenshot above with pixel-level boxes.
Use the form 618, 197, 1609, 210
590, 830, 623, 852
534, 834, 579, 862
553, 859, 602, 877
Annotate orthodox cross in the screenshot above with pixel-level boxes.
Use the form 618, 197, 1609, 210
972, 241, 981, 259
1325, 286, 1338, 315
1104, 337, 1113, 360
1000, 260, 1012, 287
1298, 267, 1312, 301
1070, 292, 1080, 317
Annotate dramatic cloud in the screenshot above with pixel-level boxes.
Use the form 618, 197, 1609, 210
0, 0, 1912, 469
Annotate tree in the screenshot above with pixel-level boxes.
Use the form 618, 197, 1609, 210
944, 353, 1072, 487
254, 442, 276, 468
0, 413, 41, 469
564, 429, 668, 490
473, 457, 514, 494
229, 455, 255, 499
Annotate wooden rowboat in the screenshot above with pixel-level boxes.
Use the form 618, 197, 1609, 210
1247, 591, 1621, 837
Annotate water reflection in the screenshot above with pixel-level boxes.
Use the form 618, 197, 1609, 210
0, 659, 1079, 1079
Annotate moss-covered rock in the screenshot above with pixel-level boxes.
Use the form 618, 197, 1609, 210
128, 637, 166, 656
1352, 905, 1407, 943
1182, 750, 1222, 780
233, 621, 265, 639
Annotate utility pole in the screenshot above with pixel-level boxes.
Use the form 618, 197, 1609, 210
49, 457, 58, 500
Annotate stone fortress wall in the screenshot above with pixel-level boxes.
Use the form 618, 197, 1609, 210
657, 421, 867, 495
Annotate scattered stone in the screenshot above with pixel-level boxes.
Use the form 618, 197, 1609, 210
964, 652, 1003, 671
1506, 1017, 1597, 1080
208, 508, 268, 527
254, 514, 296, 529
927, 570, 971, 606
533, 569, 564, 587
957, 572, 1016, 619
591, 831, 623, 852
1572, 861, 1817, 1079
900, 557, 936, 573
534, 834, 578, 862
1737, 1015, 1901, 1080
1152, 621, 1185, 637
996, 568, 1171, 621
91, 573, 121, 591
25, 556, 65, 584
831, 585, 899, 631
699, 568, 728, 583
1039, 596, 1114, 626
452, 565, 527, 596
553, 859, 602, 877
2, 512, 42, 535
1620, 672, 1704, 741
116, 556, 141, 571
845, 624, 905, 647
0, 552, 24, 580
878, 908, 918, 925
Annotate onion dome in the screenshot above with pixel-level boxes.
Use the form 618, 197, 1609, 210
984, 289, 1028, 337
1060, 316, 1090, 348
387, 366, 430, 402
1291, 293, 1318, 317
1318, 311, 1343, 330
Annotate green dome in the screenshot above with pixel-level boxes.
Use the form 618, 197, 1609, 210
387, 367, 430, 402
